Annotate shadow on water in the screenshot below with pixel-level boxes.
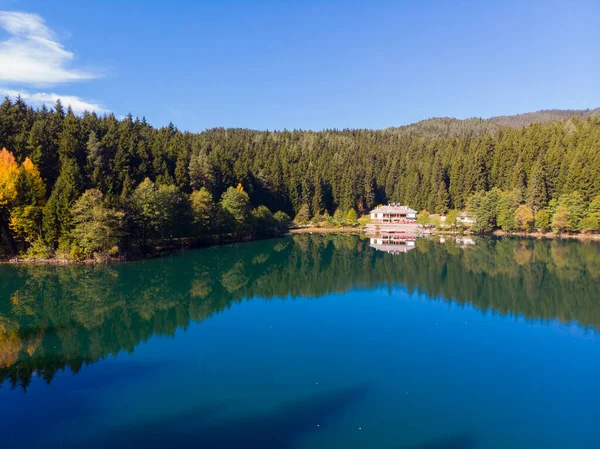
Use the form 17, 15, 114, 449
401, 434, 477, 449
66, 359, 175, 392
56, 384, 370, 449
0, 360, 174, 443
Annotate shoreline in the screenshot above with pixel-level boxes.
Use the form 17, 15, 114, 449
2, 227, 598, 265
491, 230, 600, 241
289, 225, 364, 234
292, 225, 600, 241
0, 230, 287, 265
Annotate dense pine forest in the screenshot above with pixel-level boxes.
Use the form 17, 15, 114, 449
0, 97, 599, 258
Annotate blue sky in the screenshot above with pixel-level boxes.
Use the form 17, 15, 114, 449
0, 0, 598, 131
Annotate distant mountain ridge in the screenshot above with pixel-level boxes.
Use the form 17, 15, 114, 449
391, 107, 600, 138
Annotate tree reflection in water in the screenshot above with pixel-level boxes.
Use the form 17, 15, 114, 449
1, 235, 599, 389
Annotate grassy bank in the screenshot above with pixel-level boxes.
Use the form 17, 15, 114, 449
289, 225, 364, 235
1, 229, 287, 265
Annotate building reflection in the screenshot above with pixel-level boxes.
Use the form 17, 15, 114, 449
369, 235, 416, 254
439, 236, 476, 247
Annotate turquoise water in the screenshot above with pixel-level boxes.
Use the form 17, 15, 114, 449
0, 235, 599, 448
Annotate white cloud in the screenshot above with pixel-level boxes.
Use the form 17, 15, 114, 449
0, 11, 100, 86
0, 11, 110, 114
0, 88, 108, 114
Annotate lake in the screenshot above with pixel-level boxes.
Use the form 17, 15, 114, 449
1, 235, 599, 449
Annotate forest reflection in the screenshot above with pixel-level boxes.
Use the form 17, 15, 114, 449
1, 235, 599, 389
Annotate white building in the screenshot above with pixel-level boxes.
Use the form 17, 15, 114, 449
369, 204, 417, 224
456, 212, 475, 225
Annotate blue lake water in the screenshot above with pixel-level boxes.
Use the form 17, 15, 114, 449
0, 235, 599, 448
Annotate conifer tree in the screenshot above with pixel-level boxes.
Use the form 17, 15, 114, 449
346, 208, 358, 222
526, 158, 549, 212
189, 152, 215, 192
59, 108, 83, 165
558, 191, 586, 231
86, 131, 104, 189
43, 158, 84, 246
294, 204, 311, 224
27, 119, 59, 187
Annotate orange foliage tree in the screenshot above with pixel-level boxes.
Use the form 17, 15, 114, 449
0, 148, 19, 207
0, 148, 47, 253
0, 148, 19, 254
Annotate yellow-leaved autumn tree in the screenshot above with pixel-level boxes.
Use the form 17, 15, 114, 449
10, 156, 47, 246
21, 158, 46, 205
0, 148, 19, 254
0, 148, 19, 207
0, 148, 46, 253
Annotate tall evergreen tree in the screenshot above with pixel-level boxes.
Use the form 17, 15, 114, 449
526, 157, 549, 212
43, 158, 84, 246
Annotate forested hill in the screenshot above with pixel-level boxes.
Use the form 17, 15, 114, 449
0, 97, 599, 258
391, 107, 600, 138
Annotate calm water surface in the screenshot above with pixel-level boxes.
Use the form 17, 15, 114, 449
0, 235, 599, 448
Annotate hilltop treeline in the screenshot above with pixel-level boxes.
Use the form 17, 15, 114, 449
1, 235, 599, 389
390, 107, 600, 138
0, 98, 599, 256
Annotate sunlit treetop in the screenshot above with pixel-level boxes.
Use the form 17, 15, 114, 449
0, 148, 19, 205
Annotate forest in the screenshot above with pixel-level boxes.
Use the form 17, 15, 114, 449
0, 97, 599, 258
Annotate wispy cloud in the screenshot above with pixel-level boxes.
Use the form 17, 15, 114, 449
0, 88, 108, 114
0, 11, 100, 86
0, 11, 109, 114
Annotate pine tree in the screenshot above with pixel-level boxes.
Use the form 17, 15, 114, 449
497, 189, 520, 231
43, 158, 84, 247
294, 204, 311, 224
86, 131, 105, 190
558, 191, 586, 231
526, 158, 549, 212
345, 208, 358, 222
435, 182, 450, 214
59, 108, 83, 165
189, 152, 215, 192
27, 118, 59, 187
